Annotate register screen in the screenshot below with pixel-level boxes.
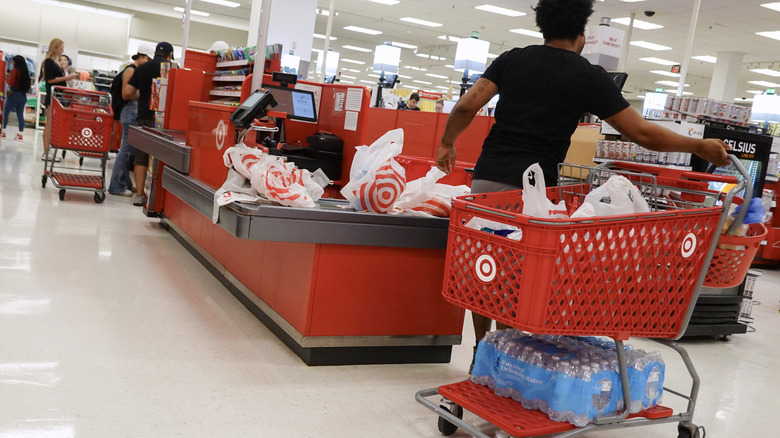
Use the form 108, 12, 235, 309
264, 85, 317, 123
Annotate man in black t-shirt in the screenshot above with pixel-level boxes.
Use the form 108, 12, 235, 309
434, 0, 731, 367
123, 42, 174, 207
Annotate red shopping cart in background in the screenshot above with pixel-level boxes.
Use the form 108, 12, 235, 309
41, 87, 113, 203
416, 156, 763, 438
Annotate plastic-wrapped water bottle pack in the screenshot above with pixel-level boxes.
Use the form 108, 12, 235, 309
470, 329, 665, 426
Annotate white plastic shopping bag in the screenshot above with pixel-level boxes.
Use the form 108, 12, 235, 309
571, 175, 651, 218
521, 163, 568, 219
394, 166, 470, 217
341, 128, 407, 213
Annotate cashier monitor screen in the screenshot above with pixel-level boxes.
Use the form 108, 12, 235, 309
264, 85, 317, 123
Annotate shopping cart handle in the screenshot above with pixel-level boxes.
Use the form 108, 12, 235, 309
609, 160, 740, 184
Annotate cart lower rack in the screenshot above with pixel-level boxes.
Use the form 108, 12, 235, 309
417, 157, 755, 438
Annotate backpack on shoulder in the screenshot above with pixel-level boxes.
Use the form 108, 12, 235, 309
110, 66, 131, 120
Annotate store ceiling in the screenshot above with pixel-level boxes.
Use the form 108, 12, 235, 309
85, 0, 780, 102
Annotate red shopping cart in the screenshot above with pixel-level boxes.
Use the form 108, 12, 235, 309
41, 87, 113, 203
416, 156, 764, 438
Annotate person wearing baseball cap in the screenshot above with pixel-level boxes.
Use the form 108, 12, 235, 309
122, 41, 175, 206
132, 44, 155, 62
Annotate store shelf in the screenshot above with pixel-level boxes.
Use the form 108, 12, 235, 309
215, 60, 249, 68
593, 157, 692, 171
213, 76, 246, 82
209, 90, 242, 97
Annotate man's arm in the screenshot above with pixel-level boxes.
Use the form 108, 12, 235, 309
121, 70, 139, 101
435, 78, 498, 174
605, 106, 731, 166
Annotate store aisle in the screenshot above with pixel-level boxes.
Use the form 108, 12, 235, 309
0, 130, 778, 438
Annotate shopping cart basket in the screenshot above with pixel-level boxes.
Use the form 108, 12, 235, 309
416, 156, 757, 438
42, 87, 113, 203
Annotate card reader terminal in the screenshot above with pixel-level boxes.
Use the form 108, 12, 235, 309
230, 90, 278, 129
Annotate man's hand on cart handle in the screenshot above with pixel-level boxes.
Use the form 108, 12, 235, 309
436, 142, 457, 174
696, 138, 732, 167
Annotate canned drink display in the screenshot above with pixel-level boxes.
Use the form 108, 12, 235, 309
668, 152, 680, 166
629, 143, 638, 161
596, 140, 604, 158
621, 141, 630, 160
658, 152, 668, 165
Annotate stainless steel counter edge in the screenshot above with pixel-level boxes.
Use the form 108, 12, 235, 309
162, 166, 451, 249
163, 218, 461, 348
128, 126, 191, 174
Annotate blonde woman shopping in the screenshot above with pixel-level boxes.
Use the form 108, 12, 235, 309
40, 38, 77, 161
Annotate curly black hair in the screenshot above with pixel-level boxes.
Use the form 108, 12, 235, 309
534, 0, 595, 41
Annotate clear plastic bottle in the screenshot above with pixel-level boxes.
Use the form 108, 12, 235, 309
591, 362, 612, 415
549, 359, 573, 424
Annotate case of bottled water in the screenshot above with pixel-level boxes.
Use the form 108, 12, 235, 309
470, 329, 665, 426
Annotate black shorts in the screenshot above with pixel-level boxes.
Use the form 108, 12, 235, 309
133, 118, 154, 166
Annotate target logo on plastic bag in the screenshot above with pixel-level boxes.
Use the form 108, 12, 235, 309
81, 128, 93, 138
475, 254, 497, 283
681, 233, 697, 258
357, 160, 406, 213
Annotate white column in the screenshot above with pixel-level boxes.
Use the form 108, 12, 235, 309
616, 12, 635, 73
708, 51, 744, 102
248, 0, 263, 46
677, 0, 702, 97
181, 0, 193, 66
320, 0, 336, 81
251, 0, 272, 92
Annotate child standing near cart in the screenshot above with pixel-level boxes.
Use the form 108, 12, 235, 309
434, 0, 733, 370
1, 56, 32, 142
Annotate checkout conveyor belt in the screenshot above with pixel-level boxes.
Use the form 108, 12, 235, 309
128, 127, 190, 174
162, 166, 450, 249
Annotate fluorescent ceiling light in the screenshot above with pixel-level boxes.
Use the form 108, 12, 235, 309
35, 0, 134, 19
656, 80, 689, 87
397, 74, 412, 79
341, 58, 366, 65
756, 31, 780, 41
637, 95, 646, 99
663, 90, 692, 95
734, 97, 754, 102
342, 68, 360, 72
436, 86, 449, 90
400, 17, 443, 27
315, 9, 338, 16
200, 0, 240, 7
367, 73, 381, 78
368, 0, 400, 4
612, 17, 663, 30
405, 66, 427, 71
509, 28, 543, 38
313, 33, 337, 41
339, 80, 354, 84
650, 70, 680, 77
640, 57, 678, 66
391, 42, 418, 49
749, 80, 780, 87
474, 4, 525, 17
760, 2, 780, 12
444, 64, 455, 68
692, 55, 717, 63
360, 80, 376, 84
416, 53, 430, 59
450, 80, 461, 84
342, 45, 373, 53
630, 41, 671, 51
752, 68, 780, 77
746, 90, 764, 94
620, 0, 647, 3
425, 73, 448, 79
339, 75, 357, 79
344, 25, 382, 35
413, 80, 432, 84
403, 84, 419, 90
437, 35, 462, 42
173, 7, 209, 16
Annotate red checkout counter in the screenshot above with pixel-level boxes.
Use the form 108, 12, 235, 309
127, 63, 492, 366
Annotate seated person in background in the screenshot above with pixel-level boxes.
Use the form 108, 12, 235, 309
398, 92, 422, 111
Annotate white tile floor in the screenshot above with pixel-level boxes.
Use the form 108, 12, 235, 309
0, 129, 778, 438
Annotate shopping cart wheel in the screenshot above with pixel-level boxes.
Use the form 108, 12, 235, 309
677, 422, 705, 438
437, 399, 463, 436
58, 189, 65, 201
41, 175, 47, 188
94, 192, 106, 204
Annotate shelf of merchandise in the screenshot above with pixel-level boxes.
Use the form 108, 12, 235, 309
215, 60, 249, 68
209, 90, 242, 97
592, 157, 692, 171
213, 75, 246, 82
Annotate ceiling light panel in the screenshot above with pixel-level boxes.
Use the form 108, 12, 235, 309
751, 68, 780, 77
368, 0, 400, 5
342, 45, 373, 53
200, 0, 240, 7
391, 42, 417, 49
692, 55, 717, 63
509, 28, 543, 38
612, 17, 663, 30
746, 90, 764, 94
474, 4, 526, 17
344, 25, 382, 35
413, 80, 432, 84
650, 70, 680, 77
748, 80, 780, 87
425, 73, 448, 79
174, 7, 209, 16
630, 41, 672, 51
339, 75, 357, 79
640, 57, 678, 66
656, 80, 689, 87
756, 31, 780, 41
313, 33, 337, 41
760, 2, 780, 12
400, 17, 443, 27
341, 58, 366, 64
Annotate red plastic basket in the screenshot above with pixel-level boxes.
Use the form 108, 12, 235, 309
50, 94, 113, 153
703, 223, 768, 288
444, 188, 722, 340
396, 155, 473, 187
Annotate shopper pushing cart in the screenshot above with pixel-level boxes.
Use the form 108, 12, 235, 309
41, 86, 114, 203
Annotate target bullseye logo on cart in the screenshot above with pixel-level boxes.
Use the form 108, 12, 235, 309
81, 128, 93, 138
681, 233, 697, 258
476, 254, 497, 283
215, 120, 227, 150
96, 117, 102, 123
